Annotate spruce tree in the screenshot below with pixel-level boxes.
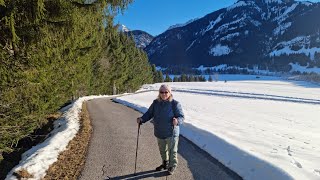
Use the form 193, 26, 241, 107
151, 64, 158, 83
189, 75, 195, 82
181, 74, 187, 82
158, 71, 164, 83
164, 73, 172, 82
0, 0, 152, 166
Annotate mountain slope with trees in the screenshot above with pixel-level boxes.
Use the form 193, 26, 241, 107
126, 30, 154, 49
145, 0, 320, 72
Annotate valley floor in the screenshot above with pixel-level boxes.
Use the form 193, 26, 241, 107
115, 75, 320, 180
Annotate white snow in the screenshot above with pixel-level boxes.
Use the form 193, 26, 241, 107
186, 40, 196, 51
5, 75, 320, 180
114, 78, 320, 180
220, 32, 240, 41
195, 64, 278, 76
264, 0, 284, 4
289, 62, 320, 74
147, 48, 155, 56
273, 22, 292, 35
227, 1, 251, 11
156, 66, 167, 71
5, 95, 111, 180
201, 14, 223, 35
270, 45, 320, 61
270, 36, 320, 61
300, 1, 313, 6
196, 64, 228, 71
276, 36, 310, 47
272, 3, 298, 36
282, 3, 298, 18
274, 3, 298, 23
261, 12, 269, 20
176, 33, 182, 40
250, 19, 262, 27
133, 34, 153, 49
214, 17, 245, 34
118, 24, 130, 33
209, 44, 232, 56
227, 0, 261, 12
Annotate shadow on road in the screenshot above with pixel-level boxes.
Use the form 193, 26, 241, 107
178, 135, 242, 180
107, 169, 168, 180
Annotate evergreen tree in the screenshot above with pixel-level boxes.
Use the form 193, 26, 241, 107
189, 75, 195, 82
157, 71, 164, 83
180, 74, 187, 82
0, 0, 153, 167
173, 76, 179, 82
164, 73, 172, 82
151, 64, 158, 83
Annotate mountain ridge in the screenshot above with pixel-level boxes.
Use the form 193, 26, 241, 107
144, 0, 320, 72
117, 24, 154, 49
126, 30, 154, 49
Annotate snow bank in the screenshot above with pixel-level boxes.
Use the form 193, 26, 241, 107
5, 95, 110, 180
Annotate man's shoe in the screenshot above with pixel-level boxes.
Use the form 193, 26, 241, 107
168, 166, 176, 175
155, 160, 168, 171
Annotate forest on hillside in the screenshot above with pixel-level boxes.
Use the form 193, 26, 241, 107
0, 0, 158, 172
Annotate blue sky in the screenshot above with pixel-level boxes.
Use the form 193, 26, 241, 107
115, 0, 319, 36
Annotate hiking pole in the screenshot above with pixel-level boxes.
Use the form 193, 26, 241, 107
166, 125, 175, 180
134, 123, 141, 175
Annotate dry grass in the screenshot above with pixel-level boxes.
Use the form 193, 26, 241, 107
13, 169, 34, 179
43, 102, 92, 180
46, 112, 62, 120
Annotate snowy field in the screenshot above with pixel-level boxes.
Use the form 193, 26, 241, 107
114, 75, 320, 180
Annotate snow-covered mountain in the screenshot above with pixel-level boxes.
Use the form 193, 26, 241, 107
118, 24, 154, 49
167, 18, 199, 31
126, 30, 154, 49
145, 0, 320, 72
118, 24, 130, 33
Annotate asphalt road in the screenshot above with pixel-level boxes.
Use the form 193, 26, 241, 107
79, 98, 242, 180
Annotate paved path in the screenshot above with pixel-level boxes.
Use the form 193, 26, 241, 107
79, 98, 242, 180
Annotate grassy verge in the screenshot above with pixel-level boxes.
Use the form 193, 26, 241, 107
43, 102, 92, 179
